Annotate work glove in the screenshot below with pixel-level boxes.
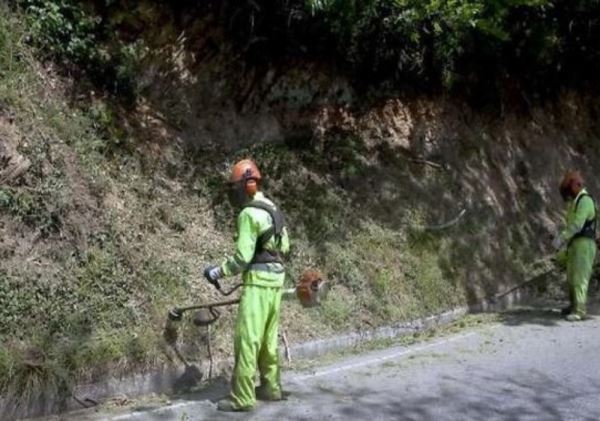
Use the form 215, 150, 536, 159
552, 234, 564, 251
203, 265, 223, 289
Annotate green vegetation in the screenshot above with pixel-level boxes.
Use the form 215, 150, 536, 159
15, 0, 144, 102
10, 1, 600, 102
0, 11, 167, 414
220, 0, 600, 99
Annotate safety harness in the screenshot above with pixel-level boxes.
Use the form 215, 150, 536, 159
572, 193, 597, 242
244, 200, 286, 265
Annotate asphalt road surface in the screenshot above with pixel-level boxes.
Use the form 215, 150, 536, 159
66, 306, 600, 421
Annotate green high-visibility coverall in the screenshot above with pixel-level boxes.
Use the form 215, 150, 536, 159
557, 189, 597, 317
219, 191, 290, 409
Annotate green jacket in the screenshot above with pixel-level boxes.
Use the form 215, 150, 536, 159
220, 192, 290, 287
560, 189, 596, 246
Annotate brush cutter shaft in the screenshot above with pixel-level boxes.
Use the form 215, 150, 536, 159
178, 298, 241, 313
168, 275, 327, 325
166, 283, 244, 322
218, 283, 244, 296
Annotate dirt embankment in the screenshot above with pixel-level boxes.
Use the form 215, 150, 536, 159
125, 8, 597, 302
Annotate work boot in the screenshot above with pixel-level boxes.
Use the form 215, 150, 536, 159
565, 313, 583, 322
216, 399, 252, 412
255, 385, 284, 401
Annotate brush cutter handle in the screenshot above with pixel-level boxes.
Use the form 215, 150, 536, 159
204, 265, 223, 290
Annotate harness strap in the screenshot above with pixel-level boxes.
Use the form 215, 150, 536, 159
244, 200, 286, 265
248, 263, 285, 273
571, 193, 597, 243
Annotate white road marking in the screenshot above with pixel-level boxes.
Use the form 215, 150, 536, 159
291, 331, 477, 382
108, 329, 485, 420
110, 401, 195, 420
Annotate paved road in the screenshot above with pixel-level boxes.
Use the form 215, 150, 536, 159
77, 307, 600, 421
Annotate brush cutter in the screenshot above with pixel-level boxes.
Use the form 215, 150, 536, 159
163, 269, 328, 349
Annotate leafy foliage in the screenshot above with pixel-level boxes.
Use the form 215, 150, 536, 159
10, 0, 600, 100
221, 0, 600, 98
16, 0, 144, 102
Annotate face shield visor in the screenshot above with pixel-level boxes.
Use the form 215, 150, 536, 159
560, 183, 572, 202
227, 181, 248, 208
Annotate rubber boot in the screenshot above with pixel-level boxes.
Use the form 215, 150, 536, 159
565, 313, 583, 322
217, 399, 252, 412
255, 385, 285, 401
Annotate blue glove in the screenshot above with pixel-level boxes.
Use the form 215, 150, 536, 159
203, 265, 222, 289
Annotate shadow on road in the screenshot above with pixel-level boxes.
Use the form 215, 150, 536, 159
498, 307, 565, 327
495, 296, 600, 327
127, 295, 600, 420
174, 376, 230, 404
259, 367, 600, 421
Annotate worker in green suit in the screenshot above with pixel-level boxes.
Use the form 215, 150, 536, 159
553, 170, 597, 321
204, 159, 290, 411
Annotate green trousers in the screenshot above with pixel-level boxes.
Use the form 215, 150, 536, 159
230, 285, 282, 409
567, 238, 597, 316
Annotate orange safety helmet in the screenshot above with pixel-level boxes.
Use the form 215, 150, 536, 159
230, 159, 262, 196
559, 170, 584, 201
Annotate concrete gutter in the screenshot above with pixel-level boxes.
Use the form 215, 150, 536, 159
289, 307, 467, 360
5, 283, 537, 419
286, 281, 535, 361
70, 308, 468, 410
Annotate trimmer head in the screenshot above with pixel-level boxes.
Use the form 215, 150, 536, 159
164, 308, 184, 345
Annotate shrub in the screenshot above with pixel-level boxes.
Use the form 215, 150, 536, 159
17, 0, 143, 102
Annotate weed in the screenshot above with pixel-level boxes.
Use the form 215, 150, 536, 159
319, 286, 355, 329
